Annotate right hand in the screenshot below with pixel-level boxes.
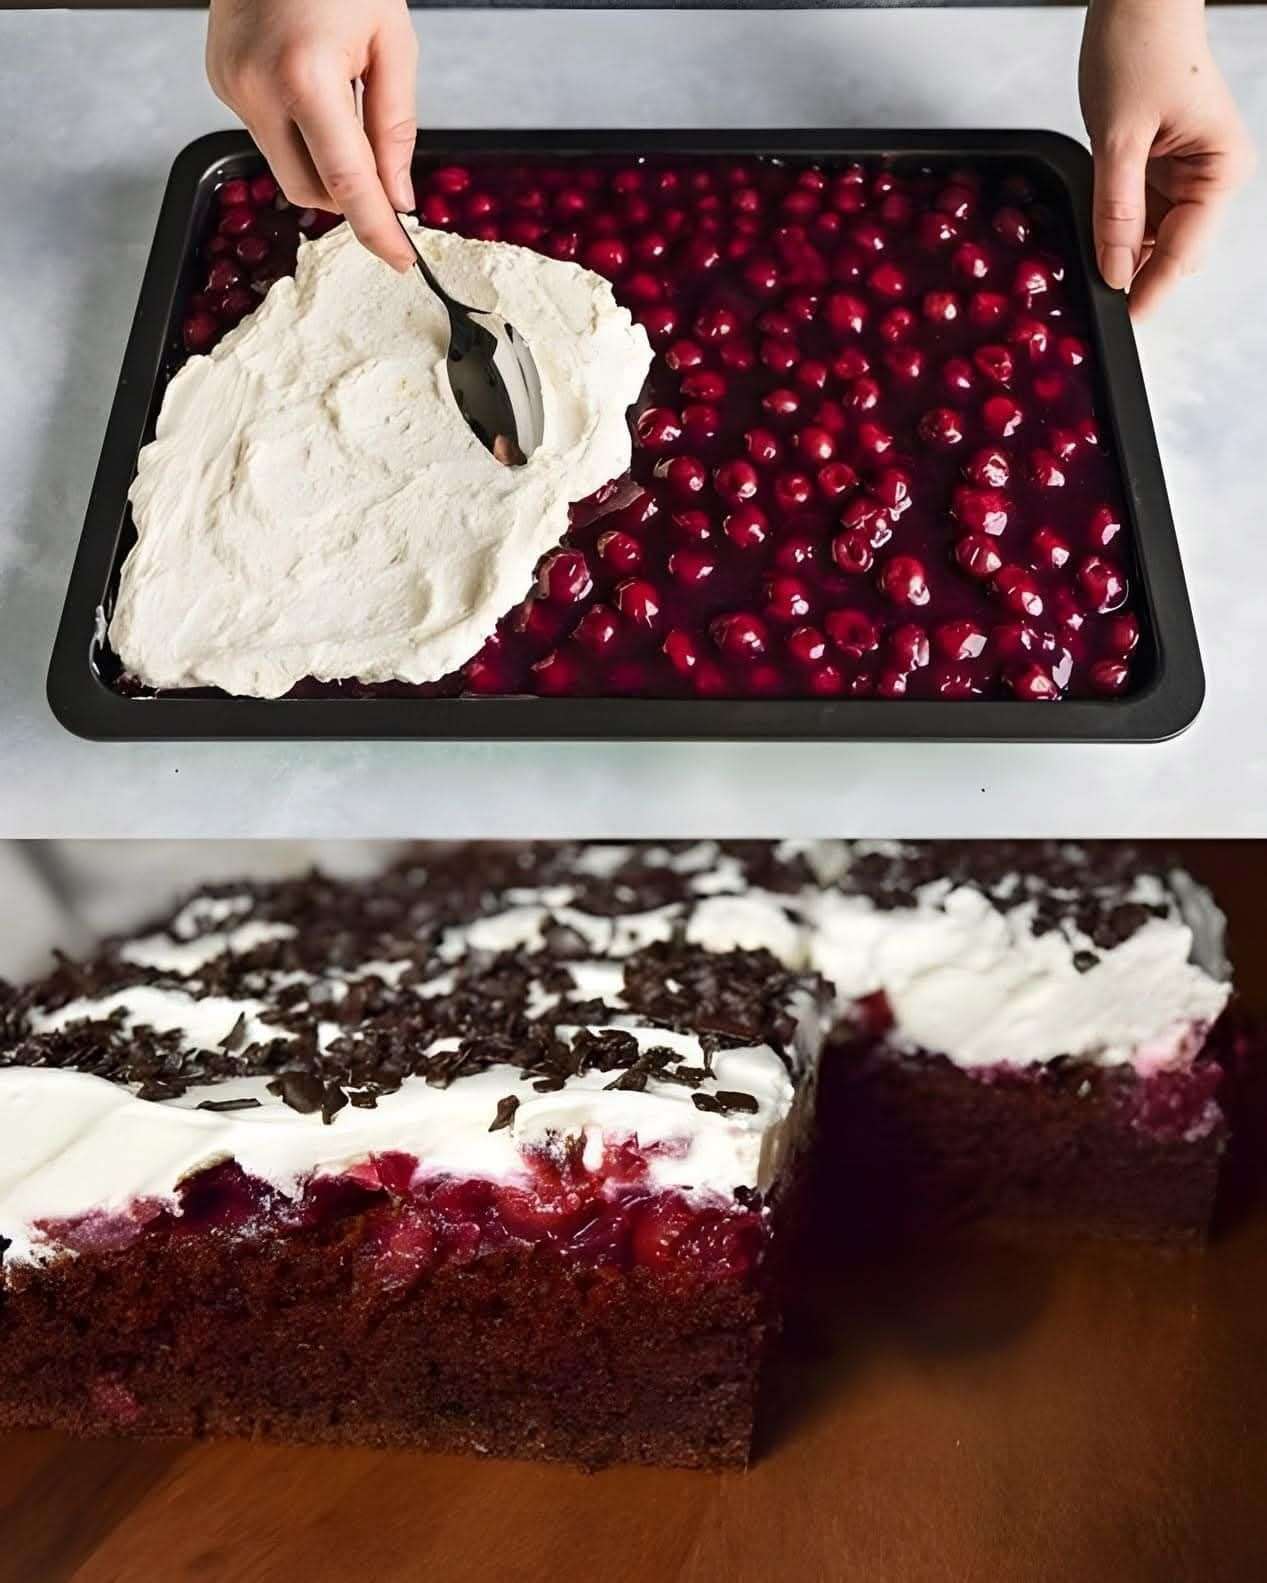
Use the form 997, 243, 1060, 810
207, 0, 420, 271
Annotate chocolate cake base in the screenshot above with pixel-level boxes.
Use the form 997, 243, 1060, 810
815, 1040, 1227, 1248
0, 1208, 781, 1470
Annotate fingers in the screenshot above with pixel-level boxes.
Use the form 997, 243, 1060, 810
247, 111, 333, 211
1092, 127, 1154, 291
274, 50, 415, 271
1128, 195, 1224, 319
363, 20, 419, 213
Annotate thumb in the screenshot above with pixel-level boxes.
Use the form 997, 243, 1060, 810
1092, 127, 1153, 291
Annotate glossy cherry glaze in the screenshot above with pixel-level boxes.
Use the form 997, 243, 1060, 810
164, 155, 1144, 702
34, 1135, 765, 1285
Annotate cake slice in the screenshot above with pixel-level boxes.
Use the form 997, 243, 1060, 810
797, 841, 1234, 1242
0, 860, 826, 1468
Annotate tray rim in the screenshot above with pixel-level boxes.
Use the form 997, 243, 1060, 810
47, 127, 1206, 743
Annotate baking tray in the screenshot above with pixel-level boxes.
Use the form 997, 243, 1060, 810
47, 129, 1205, 742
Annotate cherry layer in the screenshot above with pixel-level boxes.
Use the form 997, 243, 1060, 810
169, 156, 1143, 702
31, 1135, 764, 1286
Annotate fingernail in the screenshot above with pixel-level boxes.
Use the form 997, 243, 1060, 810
1101, 245, 1135, 291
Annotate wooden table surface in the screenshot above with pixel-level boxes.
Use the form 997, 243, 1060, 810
4, 843, 1266, 1583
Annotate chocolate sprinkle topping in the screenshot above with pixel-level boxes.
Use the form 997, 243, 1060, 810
195, 1096, 263, 1114
489, 1094, 520, 1132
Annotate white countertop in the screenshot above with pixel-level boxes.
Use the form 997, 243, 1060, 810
1, 7, 1265, 838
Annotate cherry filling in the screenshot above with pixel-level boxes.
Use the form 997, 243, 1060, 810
31, 1136, 765, 1286
165, 153, 1143, 703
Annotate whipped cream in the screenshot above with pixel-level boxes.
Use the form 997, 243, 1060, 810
806, 874, 1229, 1072
112, 223, 652, 696
0, 1021, 804, 1268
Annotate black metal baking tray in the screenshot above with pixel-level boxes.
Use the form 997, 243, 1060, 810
48, 129, 1204, 742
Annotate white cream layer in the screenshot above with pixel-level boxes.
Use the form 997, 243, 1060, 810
112, 222, 652, 697
0, 1021, 799, 1267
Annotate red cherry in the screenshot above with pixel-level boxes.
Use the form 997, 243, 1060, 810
663, 629, 700, 675
952, 242, 991, 281
421, 195, 455, 228
639, 306, 680, 346
919, 407, 966, 448
234, 235, 270, 266
1089, 505, 1123, 549
744, 428, 782, 467
918, 212, 961, 250
973, 344, 1014, 385
923, 290, 960, 324
795, 359, 830, 391
1031, 527, 1072, 571
634, 406, 682, 453
876, 669, 909, 698
656, 455, 709, 499
616, 578, 662, 627
760, 338, 799, 376
219, 288, 255, 324
884, 344, 924, 382
879, 554, 930, 606
1009, 663, 1060, 700
773, 472, 815, 512
796, 426, 836, 465
936, 666, 978, 699
840, 494, 892, 549
826, 292, 868, 336
826, 608, 879, 657
776, 534, 820, 573
672, 509, 713, 543
218, 205, 255, 237
1078, 556, 1129, 612
668, 547, 718, 588
1009, 318, 1050, 360
665, 339, 705, 372
1029, 450, 1066, 488
206, 259, 243, 292
879, 191, 914, 227
1032, 374, 1065, 406
815, 461, 857, 502
982, 395, 1024, 437
845, 376, 882, 412
856, 422, 894, 461
218, 178, 250, 209
584, 238, 629, 276
762, 387, 802, 422
724, 504, 770, 550
1057, 336, 1088, 368
952, 487, 1010, 536
182, 311, 219, 354
814, 399, 848, 435
713, 459, 760, 506
694, 303, 741, 342
785, 291, 821, 323
935, 183, 975, 221
597, 530, 643, 572
955, 534, 1004, 579
765, 576, 812, 623
1014, 258, 1053, 300
832, 529, 874, 575
1048, 427, 1081, 462
963, 447, 1010, 489
992, 206, 1030, 246
788, 625, 828, 665
681, 403, 721, 443
537, 548, 593, 604
935, 619, 988, 661
531, 649, 577, 694
874, 469, 912, 516
809, 663, 845, 696
744, 257, 782, 295
968, 290, 1010, 328
711, 612, 768, 660
889, 623, 931, 671
833, 347, 870, 381
1089, 658, 1130, 695
869, 262, 908, 299
573, 604, 621, 653
1106, 612, 1141, 655
878, 307, 917, 343
942, 358, 977, 396
994, 563, 1045, 618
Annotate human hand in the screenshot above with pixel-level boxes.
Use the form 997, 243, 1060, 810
207, 0, 419, 271
1079, 0, 1254, 317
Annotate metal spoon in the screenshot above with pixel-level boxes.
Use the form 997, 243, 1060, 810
398, 219, 545, 466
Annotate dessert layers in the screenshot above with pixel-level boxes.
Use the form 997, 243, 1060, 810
0, 842, 1230, 1267
112, 223, 652, 696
